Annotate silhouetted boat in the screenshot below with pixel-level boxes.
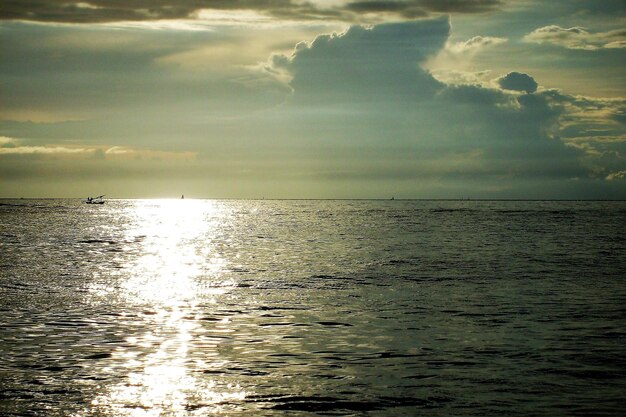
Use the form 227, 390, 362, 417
85, 195, 105, 204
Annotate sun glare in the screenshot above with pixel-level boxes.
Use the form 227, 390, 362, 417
121, 199, 211, 304
86, 199, 246, 416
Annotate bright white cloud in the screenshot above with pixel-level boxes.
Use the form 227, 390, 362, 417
105, 146, 129, 155
0, 145, 92, 155
448, 35, 507, 53
523, 25, 626, 50
0, 136, 196, 162
606, 170, 626, 180
74, 3, 101, 10
0, 136, 17, 147
425, 35, 507, 85
0, 136, 92, 155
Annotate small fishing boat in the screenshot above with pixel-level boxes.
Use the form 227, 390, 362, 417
85, 195, 105, 204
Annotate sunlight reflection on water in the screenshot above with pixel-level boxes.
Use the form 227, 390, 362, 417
87, 199, 246, 416
123, 199, 218, 303
2, 199, 626, 416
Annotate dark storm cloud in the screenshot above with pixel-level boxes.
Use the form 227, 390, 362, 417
0, 0, 504, 23
497, 72, 538, 93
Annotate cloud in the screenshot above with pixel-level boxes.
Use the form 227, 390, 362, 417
497, 72, 538, 93
0, 136, 16, 147
263, 17, 625, 195
263, 18, 598, 188
105, 146, 129, 155
0, 145, 92, 155
544, 91, 626, 179
344, 0, 502, 17
275, 17, 449, 103
424, 35, 506, 86
523, 25, 626, 50
427, 69, 492, 86
0, 136, 94, 155
606, 170, 626, 180
548, 92, 626, 143
0, 136, 196, 162
101, 146, 196, 160
448, 35, 507, 53
3, 16, 624, 198
0, 0, 505, 24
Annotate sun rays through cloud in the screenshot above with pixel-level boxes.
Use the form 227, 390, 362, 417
1, 0, 624, 199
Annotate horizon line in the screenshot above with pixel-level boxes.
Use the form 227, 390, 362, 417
2, 197, 626, 202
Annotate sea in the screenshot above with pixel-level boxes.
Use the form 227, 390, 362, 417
0, 199, 625, 416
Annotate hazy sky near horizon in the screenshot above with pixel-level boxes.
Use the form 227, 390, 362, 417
1, 0, 625, 198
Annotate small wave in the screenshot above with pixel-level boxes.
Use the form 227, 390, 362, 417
200, 366, 269, 376
429, 208, 478, 213
84, 352, 112, 360
258, 322, 310, 327
316, 321, 353, 327
403, 374, 438, 380
44, 320, 91, 327
256, 305, 308, 311
229, 267, 250, 273
253, 394, 444, 412
537, 367, 623, 380
387, 259, 415, 265
78, 239, 117, 245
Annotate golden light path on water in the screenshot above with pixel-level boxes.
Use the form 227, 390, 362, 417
87, 200, 246, 416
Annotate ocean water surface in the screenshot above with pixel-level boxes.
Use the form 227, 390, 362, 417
0, 199, 625, 416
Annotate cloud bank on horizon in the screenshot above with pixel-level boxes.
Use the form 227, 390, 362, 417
0, 1, 624, 198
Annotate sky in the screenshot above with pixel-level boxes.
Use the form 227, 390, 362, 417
1, 0, 625, 199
